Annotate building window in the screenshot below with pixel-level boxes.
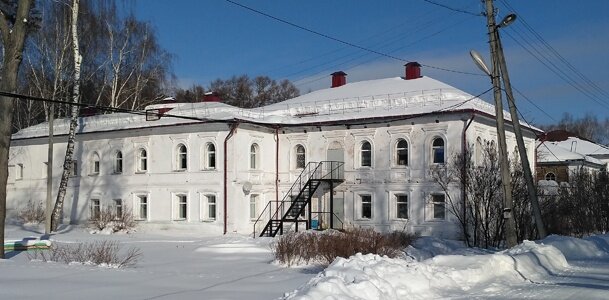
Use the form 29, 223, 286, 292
114, 199, 123, 217
177, 144, 187, 170
295, 145, 306, 169
136, 195, 148, 220
396, 139, 408, 166
90, 199, 101, 219
175, 194, 187, 220
137, 148, 147, 172
206, 195, 216, 220
206, 143, 216, 169
432, 138, 445, 164
250, 194, 258, 220
91, 152, 100, 175
70, 161, 78, 176
250, 143, 259, 169
360, 194, 372, 219
431, 194, 446, 220
16, 164, 23, 180
114, 151, 123, 174
396, 194, 408, 219
361, 141, 372, 167
545, 172, 556, 181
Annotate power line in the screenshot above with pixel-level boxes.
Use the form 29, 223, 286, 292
224, 0, 484, 76
421, 0, 482, 16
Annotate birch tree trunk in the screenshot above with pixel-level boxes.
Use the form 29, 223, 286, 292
50, 0, 81, 232
0, 0, 35, 259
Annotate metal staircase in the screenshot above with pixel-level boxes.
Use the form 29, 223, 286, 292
254, 161, 344, 237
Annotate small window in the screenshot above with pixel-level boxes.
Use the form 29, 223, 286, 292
16, 164, 24, 180
206, 143, 216, 169
114, 199, 123, 217
250, 194, 258, 220
396, 139, 408, 166
545, 172, 556, 181
90, 199, 101, 220
114, 151, 123, 174
432, 194, 446, 220
70, 161, 78, 176
177, 144, 188, 170
136, 195, 148, 220
207, 195, 216, 220
361, 141, 372, 167
396, 194, 408, 219
175, 194, 187, 220
295, 145, 306, 169
250, 143, 259, 169
137, 148, 147, 172
91, 152, 100, 175
432, 138, 445, 164
360, 194, 372, 219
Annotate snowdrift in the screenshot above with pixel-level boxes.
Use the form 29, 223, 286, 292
283, 235, 609, 300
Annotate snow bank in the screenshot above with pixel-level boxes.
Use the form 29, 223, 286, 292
284, 235, 609, 299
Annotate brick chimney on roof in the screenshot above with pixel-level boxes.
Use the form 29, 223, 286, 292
331, 71, 347, 88
404, 62, 422, 80
203, 92, 222, 102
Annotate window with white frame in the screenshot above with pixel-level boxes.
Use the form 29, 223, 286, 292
545, 172, 556, 181
295, 145, 306, 169
360, 194, 372, 219
137, 148, 147, 172
90, 199, 101, 220
206, 143, 216, 169
395, 139, 408, 166
432, 137, 445, 164
135, 195, 148, 220
396, 194, 408, 219
431, 194, 446, 220
250, 194, 258, 220
177, 144, 188, 170
206, 195, 216, 220
360, 141, 372, 167
114, 151, 123, 174
113, 199, 123, 217
250, 143, 259, 169
16, 163, 24, 180
174, 194, 188, 220
91, 152, 100, 175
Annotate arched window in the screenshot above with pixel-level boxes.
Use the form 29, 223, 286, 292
177, 144, 187, 170
361, 141, 372, 167
206, 143, 216, 169
137, 148, 147, 172
114, 151, 123, 173
250, 143, 259, 169
295, 145, 306, 169
396, 139, 408, 166
91, 152, 100, 175
545, 172, 556, 181
432, 138, 445, 164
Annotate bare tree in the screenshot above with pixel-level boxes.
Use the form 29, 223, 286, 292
0, 0, 35, 259
51, 0, 81, 232
209, 75, 299, 108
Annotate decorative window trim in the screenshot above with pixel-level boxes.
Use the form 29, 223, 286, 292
390, 192, 410, 220
135, 148, 148, 173
545, 172, 556, 181
249, 194, 260, 221
172, 192, 189, 221
426, 193, 446, 221
202, 142, 217, 171
294, 144, 306, 170
200, 193, 218, 222
90, 152, 101, 176
133, 193, 150, 221
113, 151, 123, 174
356, 193, 373, 220
175, 143, 188, 171
429, 136, 447, 165
356, 139, 374, 169
392, 138, 410, 168
90, 198, 101, 220
250, 143, 260, 170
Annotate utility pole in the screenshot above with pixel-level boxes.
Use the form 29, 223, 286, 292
45, 104, 54, 234
492, 7, 547, 239
484, 0, 518, 247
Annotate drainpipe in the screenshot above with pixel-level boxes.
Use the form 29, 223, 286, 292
462, 113, 475, 246
275, 127, 280, 206
224, 122, 239, 234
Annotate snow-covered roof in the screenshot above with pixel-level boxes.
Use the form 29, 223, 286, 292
537, 141, 605, 166
12, 76, 535, 139
551, 137, 609, 157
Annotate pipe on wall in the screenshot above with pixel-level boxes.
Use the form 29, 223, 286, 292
461, 113, 475, 246
275, 127, 280, 204
223, 122, 239, 234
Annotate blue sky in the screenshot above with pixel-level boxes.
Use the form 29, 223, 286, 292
133, 0, 609, 126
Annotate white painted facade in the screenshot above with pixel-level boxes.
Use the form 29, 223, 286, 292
6, 75, 538, 239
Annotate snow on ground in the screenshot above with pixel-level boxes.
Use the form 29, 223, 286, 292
3, 225, 609, 300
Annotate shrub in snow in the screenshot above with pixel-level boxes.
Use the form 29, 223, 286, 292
18, 200, 46, 224
271, 228, 417, 266
27, 240, 141, 268
89, 206, 136, 233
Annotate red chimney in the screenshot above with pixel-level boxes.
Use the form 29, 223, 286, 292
331, 71, 347, 88
404, 62, 422, 80
203, 92, 222, 102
